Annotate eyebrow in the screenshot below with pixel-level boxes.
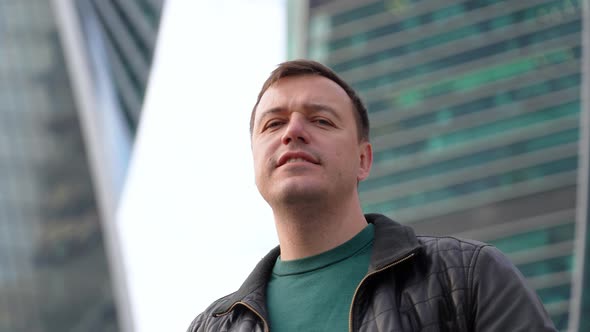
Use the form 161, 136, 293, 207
256, 102, 342, 128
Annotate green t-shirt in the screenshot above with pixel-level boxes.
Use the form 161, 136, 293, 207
266, 224, 374, 331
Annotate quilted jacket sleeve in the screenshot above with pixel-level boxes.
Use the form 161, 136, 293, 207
470, 245, 557, 331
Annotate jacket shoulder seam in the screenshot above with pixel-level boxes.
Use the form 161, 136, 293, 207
417, 235, 487, 246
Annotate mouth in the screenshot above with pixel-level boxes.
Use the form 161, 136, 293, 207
277, 152, 319, 167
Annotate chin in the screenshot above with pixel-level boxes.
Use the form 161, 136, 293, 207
282, 192, 323, 206
271, 184, 326, 206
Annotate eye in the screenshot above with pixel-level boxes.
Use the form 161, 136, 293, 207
264, 120, 284, 130
313, 118, 334, 127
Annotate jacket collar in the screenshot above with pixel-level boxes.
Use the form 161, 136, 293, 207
214, 213, 422, 315
365, 213, 422, 272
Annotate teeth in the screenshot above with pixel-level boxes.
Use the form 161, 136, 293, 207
286, 157, 308, 163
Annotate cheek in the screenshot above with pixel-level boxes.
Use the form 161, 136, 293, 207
252, 144, 272, 173
253, 154, 266, 178
337, 147, 361, 174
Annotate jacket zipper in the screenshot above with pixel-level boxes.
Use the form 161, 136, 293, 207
214, 301, 270, 332
348, 252, 416, 332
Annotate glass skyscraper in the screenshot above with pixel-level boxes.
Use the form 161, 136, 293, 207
75, 0, 164, 134
0, 1, 163, 331
290, 0, 588, 330
0, 1, 118, 330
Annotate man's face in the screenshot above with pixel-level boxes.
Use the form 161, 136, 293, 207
251, 75, 372, 207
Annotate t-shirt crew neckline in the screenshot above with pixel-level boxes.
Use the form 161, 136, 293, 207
273, 223, 375, 276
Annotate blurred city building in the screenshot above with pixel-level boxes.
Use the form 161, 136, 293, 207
0, 0, 163, 331
74, 0, 163, 134
289, 0, 589, 331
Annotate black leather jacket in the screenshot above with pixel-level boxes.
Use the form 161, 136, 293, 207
187, 214, 556, 331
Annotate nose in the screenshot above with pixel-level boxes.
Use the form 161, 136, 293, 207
281, 113, 309, 145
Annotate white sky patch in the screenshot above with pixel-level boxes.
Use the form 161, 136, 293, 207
116, 1, 285, 331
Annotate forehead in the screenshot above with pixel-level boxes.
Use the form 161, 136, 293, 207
256, 75, 353, 114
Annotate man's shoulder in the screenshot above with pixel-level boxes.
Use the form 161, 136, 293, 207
204, 292, 237, 314
414, 234, 496, 269
419, 236, 527, 280
416, 234, 488, 252
186, 292, 236, 332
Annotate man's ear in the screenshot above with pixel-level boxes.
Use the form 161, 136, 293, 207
357, 141, 373, 182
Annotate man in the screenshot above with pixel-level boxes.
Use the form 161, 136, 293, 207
187, 60, 556, 331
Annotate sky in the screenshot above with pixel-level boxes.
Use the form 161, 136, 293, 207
116, 1, 286, 331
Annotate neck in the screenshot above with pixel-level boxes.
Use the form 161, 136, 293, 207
272, 195, 367, 261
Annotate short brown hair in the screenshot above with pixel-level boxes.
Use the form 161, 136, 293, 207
250, 59, 370, 141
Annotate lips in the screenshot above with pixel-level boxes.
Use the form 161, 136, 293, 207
276, 151, 319, 167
